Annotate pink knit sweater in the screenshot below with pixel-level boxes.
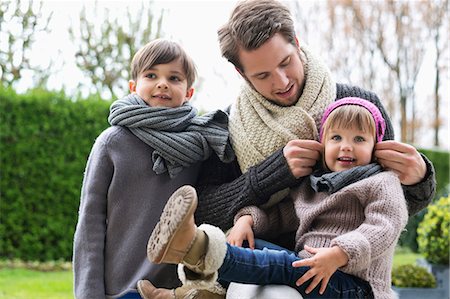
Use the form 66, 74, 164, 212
235, 171, 408, 299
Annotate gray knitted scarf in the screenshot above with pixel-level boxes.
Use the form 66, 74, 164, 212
108, 94, 235, 178
309, 163, 383, 194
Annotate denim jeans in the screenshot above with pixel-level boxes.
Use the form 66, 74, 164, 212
218, 240, 373, 299
117, 291, 142, 299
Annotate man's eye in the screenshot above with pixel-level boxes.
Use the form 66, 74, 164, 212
281, 57, 291, 67
256, 73, 268, 80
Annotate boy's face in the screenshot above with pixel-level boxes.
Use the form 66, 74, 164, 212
323, 125, 375, 172
129, 59, 194, 108
238, 33, 305, 107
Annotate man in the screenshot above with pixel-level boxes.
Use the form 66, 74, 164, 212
194, 0, 435, 231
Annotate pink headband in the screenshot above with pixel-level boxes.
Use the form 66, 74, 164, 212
319, 97, 386, 143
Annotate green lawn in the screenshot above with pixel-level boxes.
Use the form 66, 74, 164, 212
0, 247, 424, 298
0, 268, 73, 299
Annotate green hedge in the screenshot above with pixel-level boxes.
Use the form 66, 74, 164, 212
398, 148, 449, 252
0, 88, 111, 261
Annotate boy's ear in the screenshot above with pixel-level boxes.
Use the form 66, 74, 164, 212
184, 87, 194, 101
129, 80, 136, 93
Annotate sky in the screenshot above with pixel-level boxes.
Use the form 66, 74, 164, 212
13, 0, 450, 150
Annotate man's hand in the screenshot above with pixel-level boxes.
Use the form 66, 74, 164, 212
292, 245, 348, 295
227, 215, 255, 249
283, 140, 323, 179
375, 141, 426, 185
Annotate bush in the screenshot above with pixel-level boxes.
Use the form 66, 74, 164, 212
0, 87, 111, 261
392, 264, 437, 288
417, 196, 450, 265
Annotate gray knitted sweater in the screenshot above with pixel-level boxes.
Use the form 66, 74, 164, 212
73, 126, 200, 298
195, 83, 436, 231
236, 171, 408, 299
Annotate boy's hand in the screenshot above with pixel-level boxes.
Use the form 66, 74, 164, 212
374, 141, 426, 185
283, 140, 323, 179
227, 215, 255, 249
292, 245, 348, 295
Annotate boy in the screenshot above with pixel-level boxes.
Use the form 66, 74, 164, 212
73, 39, 233, 299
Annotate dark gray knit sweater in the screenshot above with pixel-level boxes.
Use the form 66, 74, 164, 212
195, 83, 436, 231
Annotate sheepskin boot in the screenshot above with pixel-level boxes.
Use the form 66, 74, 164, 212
147, 185, 228, 287
137, 279, 226, 299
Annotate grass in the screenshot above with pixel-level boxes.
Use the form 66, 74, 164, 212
0, 247, 424, 298
0, 268, 73, 299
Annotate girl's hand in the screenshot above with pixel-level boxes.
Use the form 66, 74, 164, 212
227, 215, 255, 249
292, 245, 348, 295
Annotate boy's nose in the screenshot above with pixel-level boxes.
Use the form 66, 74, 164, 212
157, 80, 168, 89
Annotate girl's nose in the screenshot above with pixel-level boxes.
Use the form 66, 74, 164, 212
340, 141, 353, 151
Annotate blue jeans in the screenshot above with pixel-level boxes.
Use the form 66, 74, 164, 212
217, 240, 373, 299
117, 292, 141, 299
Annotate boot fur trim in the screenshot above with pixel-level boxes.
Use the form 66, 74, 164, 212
178, 224, 227, 287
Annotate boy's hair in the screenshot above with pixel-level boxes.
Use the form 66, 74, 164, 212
130, 39, 197, 88
218, 0, 296, 71
321, 105, 377, 143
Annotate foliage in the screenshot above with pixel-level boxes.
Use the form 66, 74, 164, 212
417, 196, 450, 265
392, 264, 437, 288
398, 149, 449, 251
0, 0, 54, 88
68, 1, 164, 99
0, 87, 111, 261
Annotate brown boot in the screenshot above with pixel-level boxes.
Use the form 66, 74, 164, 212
147, 185, 200, 264
137, 279, 225, 299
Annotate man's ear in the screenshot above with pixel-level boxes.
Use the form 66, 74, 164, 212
129, 80, 136, 93
295, 36, 300, 48
184, 87, 194, 102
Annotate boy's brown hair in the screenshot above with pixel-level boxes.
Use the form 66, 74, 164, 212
131, 39, 197, 88
218, 0, 296, 71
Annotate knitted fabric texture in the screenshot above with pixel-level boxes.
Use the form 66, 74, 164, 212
236, 171, 408, 299
309, 163, 383, 194
319, 97, 386, 142
108, 94, 234, 178
228, 45, 336, 207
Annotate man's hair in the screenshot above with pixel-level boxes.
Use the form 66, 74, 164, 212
218, 0, 296, 71
321, 105, 377, 143
130, 39, 197, 88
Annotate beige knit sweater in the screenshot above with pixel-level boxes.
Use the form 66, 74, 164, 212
235, 171, 408, 299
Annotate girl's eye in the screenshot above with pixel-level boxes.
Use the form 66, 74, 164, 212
355, 136, 365, 142
331, 135, 341, 141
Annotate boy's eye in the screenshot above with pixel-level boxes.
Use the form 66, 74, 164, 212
146, 73, 156, 79
170, 76, 181, 82
331, 135, 341, 141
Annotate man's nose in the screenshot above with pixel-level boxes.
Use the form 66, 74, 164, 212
273, 69, 289, 88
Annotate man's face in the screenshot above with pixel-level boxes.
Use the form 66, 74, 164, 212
238, 33, 305, 106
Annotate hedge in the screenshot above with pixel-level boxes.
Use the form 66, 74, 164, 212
0, 87, 111, 261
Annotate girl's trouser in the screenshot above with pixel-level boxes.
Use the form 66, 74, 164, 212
217, 241, 373, 299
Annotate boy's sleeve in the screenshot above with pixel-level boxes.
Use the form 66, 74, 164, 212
73, 132, 113, 298
195, 149, 302, 231
336, 83, 436, 216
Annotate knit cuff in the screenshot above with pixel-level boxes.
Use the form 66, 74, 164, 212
249, 149, 302, 206
234, 206, 269, 236
331, 232, 370, 273
402, 153, 436, 216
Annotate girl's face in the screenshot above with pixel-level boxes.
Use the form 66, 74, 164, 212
129, 59, 193, 108
323, 125, 375, 172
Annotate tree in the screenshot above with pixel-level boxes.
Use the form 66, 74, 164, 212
0, 0, 53, 88
69, 1, 164, 100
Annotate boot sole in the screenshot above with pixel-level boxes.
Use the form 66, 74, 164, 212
147, 185, 198, 263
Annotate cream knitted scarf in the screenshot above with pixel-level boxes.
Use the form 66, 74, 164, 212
229, 45, 336, 207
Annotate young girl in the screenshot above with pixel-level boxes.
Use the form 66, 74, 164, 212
73, 39, 234, 299
139, 97, 408, 299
